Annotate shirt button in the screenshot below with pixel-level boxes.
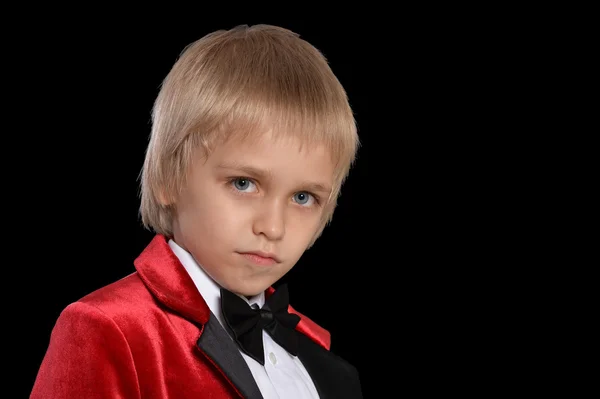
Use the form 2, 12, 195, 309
268, 352, 277, 365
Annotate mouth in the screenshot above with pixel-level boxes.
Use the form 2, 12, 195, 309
237, 251, 281, 266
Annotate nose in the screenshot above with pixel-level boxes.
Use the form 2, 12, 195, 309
252, 199, 285, 241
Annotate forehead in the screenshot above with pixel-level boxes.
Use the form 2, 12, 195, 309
206, 130, 335, 182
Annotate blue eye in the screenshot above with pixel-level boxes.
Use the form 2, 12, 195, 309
232, 178, 257, 192
294, 192, 312, 205
234, 178, 250, 190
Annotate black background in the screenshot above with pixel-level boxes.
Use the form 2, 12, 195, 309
13, 11, 522, 398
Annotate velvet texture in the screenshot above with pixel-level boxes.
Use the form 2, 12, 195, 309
31, 235, 333, 398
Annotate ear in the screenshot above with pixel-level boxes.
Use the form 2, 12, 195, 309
157, 189, 175, 207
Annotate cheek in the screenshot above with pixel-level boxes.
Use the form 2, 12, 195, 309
286, 212, 322, 247
182, 190, 249, 240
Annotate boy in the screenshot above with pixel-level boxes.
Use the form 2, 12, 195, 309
31, 24, 361, 398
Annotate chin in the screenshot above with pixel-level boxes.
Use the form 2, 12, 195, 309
237, 286, 268, 298
228, 280, 273, 298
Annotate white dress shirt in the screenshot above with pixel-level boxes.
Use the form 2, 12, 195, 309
169, 239, 320, 399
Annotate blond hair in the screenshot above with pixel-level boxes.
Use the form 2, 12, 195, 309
139, 24, 359, 246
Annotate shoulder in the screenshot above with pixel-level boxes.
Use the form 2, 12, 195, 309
33, 280, 143, 398
78, 272, 151, 311
59, 272, 159, 334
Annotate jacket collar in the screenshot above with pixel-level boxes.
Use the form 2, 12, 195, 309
133, 234, 211, 325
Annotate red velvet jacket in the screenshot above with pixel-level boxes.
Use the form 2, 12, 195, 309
31, 235, 362, 398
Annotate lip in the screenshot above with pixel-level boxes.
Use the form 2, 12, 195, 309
238, 251, 281, 266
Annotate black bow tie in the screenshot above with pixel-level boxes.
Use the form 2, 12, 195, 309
220, 284, 301, 365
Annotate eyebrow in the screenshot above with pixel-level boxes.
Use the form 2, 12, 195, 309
216, 161, 332, 194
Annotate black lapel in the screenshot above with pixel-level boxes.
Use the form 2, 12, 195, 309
296, 332, 363, 399
197, 312, 264, 399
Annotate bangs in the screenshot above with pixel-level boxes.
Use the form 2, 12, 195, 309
203, 94, 356, 167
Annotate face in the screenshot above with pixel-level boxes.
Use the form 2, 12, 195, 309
170, 131, 335, 297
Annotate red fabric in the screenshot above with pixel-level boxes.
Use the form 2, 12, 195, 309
266, 287, 331, 350
31, 234, 330, 398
